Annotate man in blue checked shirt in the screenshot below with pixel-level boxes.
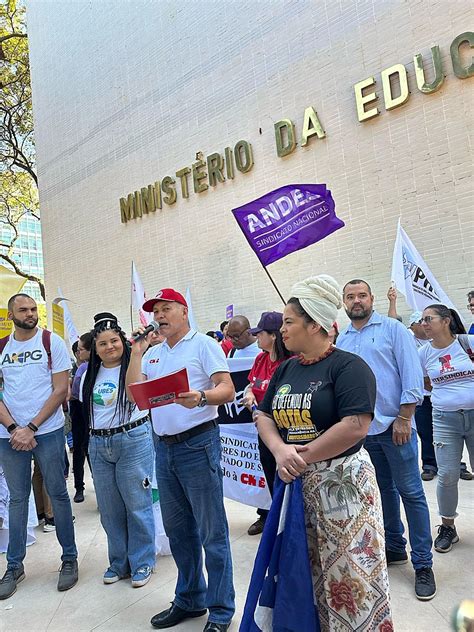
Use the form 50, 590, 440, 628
337, 280, 436, 602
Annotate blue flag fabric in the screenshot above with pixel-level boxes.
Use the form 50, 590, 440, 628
240, 476, 320, 632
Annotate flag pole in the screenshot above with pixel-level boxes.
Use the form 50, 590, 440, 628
258, 260, 286, 305
130, 261, 134, 332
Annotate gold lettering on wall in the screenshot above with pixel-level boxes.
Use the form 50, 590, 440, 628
274, 119, 296, 157
154, 181, 162, 209
450, 31, 474, 79
234, 140, 254, 173
141, 185, 156, 214
119, 32, 472, 223
354, 77, 379, 122
414, 46, 444, 93
300, 106, 326, 146
381, 64, 409, 110
207, 153, 226, 187
192, 159, 209, 193
162, 176, 176, 205
175, 167, 191, 199
225, 147, 235, 179
120, 193, 135, 223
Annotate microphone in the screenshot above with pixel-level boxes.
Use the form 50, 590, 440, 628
130, 320, 160, 344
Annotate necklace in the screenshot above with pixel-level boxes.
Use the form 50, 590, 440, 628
298, 345, 335, 365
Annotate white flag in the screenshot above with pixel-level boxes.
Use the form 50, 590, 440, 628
185, 287, 198, 330
131, 262, 149, 326
55, 288, 79, 343
391, 220, 454, 311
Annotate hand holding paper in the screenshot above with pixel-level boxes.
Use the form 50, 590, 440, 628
175, 390, 202, 408
128, 368, 190, 410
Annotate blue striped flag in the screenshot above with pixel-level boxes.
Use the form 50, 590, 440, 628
240, 475, 320, 632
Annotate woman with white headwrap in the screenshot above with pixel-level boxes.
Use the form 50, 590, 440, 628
255, 275, 393, 632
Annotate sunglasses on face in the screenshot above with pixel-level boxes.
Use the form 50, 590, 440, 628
420, 316, 443, 323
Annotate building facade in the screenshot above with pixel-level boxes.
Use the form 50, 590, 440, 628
25, 1, 473, 333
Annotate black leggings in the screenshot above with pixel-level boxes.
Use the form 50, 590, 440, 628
256, 435, 276, 519
69, 400, 91, 491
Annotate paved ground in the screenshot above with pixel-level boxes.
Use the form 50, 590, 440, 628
0, 462, 473, 632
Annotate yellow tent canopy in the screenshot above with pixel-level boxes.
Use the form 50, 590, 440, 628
0, 265, 27, 308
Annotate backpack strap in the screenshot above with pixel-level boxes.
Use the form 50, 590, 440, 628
42, 329, 52, 370
457, 334, 474, 363
0, 334, 10, 356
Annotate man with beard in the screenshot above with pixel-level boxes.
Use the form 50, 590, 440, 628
0, 294, 78, 599
337, 280, 436, 601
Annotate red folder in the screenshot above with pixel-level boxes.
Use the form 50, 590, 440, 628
129, 367, 190, 410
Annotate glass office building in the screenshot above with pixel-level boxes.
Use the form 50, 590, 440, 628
0, 212, 44, 302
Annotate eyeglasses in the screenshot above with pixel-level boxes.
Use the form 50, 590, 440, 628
420, 316, 443, 324
227, 328, 249, 342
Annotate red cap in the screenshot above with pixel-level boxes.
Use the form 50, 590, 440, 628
142, 288, 188, 313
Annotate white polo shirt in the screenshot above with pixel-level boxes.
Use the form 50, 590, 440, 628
141, 329, 229, 436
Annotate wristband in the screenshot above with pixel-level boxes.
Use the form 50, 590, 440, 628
397, 415, 411, 421
27, 422, 39, 433
7, 423, 18, 434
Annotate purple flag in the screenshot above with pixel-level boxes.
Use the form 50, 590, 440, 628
232, 184, 344, 266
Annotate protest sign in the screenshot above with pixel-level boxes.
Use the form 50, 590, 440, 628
218, 356, 271, 509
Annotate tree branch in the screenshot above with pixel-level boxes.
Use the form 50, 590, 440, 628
0, 252, 45, 300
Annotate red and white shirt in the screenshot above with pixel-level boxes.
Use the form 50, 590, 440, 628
248, 352, 286, 405
418, 336, 474, 411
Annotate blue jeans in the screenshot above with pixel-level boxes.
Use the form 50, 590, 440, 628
365, 426, 433, 570
154, 426, 235, 625
432, 408, 474, 519
0, 427, 77, 569
89, 422, 156, 576
415, 397, 469, 475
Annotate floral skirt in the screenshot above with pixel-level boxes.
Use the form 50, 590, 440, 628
302, 448, 393, 632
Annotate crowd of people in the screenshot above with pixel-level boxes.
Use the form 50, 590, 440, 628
0, 281, 472, 631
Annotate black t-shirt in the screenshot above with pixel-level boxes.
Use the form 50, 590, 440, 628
259, 348, 376, 458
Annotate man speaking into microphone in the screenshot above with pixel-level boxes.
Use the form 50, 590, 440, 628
126, 288, 235, 632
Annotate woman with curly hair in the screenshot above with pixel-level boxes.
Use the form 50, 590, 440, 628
81, 312, 155, 587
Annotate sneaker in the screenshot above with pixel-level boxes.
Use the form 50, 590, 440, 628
103, 568, 130, 584
0, 566, 25, 600
421, 469, 436, 481
460, 469, 473, 480
43, 517, 56, 532
415, 567, 436, 601
247, 517, 266, 536
57, 559, 78, 592
385, 549, 408, 566
73, 490, 84, 503
131, 565, 152, 587
434, 524, 459, 553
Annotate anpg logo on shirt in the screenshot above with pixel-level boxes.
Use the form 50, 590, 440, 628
1, 350, 43, 365
93, 381, 117, 406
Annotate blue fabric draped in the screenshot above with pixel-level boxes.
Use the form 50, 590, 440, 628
240, 475, 321, 632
